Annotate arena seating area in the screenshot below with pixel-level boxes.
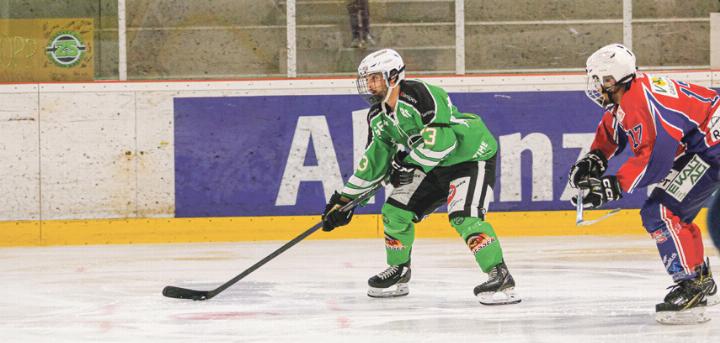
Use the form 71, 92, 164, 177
5, 0, 718, 79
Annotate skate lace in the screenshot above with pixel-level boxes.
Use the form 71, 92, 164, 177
377, 266, 400, 280
665, 283, 682, 296
665, 279, 702, 303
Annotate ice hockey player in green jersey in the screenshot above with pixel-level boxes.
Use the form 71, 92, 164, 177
321, 48, 520, 305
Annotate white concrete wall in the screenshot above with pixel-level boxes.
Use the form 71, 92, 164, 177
0, 85, 40, 220
0, 72, 717, 221
712, 13, 720, 70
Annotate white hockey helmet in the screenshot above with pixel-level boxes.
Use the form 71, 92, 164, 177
585, 43, 637, 109
356, 48, 406, 104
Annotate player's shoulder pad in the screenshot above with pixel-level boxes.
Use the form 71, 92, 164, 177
399, 80, 436, 124
367, 104, 383, 123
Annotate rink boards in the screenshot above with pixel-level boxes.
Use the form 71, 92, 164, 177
0, 72, 718, 246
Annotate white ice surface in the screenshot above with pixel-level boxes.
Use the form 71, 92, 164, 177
1, 236, 719, 342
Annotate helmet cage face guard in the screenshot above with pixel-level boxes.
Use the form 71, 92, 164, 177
585, 75, 611, 109
356, 65, 405, 105
356, 72, 384, 105
585, 73, 635, 110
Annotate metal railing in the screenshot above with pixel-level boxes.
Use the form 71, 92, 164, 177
113, 0, 713, 79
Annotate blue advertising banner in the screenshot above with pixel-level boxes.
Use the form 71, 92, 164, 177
174, 91, 650, 218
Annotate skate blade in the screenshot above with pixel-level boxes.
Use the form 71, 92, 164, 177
476, 287, 521, 305
706, 292, 719, 306
367, 283, 409, 298
655, 307, 711, 325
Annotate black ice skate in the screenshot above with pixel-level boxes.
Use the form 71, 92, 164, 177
367, 262, 411, 298
699, 258, 719, 306
473, 261, 521, 305
655, 277, 709, 325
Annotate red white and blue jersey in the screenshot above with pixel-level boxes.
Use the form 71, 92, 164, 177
590, 73, 720, 193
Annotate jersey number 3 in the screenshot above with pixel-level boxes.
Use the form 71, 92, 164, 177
422, 127, 437, 146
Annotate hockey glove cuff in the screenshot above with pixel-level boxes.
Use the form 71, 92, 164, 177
571, 175, 622, 209
390, 151, 416, 188
569, 149, 608, 189
322, 192, 354, 231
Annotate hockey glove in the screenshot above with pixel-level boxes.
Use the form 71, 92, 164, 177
389, 151, 416, 188
568, 149, 608, 189
571, 175, 622, 209
322, 191, 354, 231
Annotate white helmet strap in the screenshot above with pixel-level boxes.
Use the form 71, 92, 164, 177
386, 65, 405, 88
603, 73, 635, 94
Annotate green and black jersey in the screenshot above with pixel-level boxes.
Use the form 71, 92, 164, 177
341, 79, 498, 199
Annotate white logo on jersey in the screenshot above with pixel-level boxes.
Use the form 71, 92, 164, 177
448, 177, 470, 214
401, 92, 417, 104
663, 253, 678, 271
649, 76, 678, 98
449, 116, 469, 127
708, 105, 720, 143
373, 120, 385, 138
472, 141, 490, 159
656, 155, 709, 202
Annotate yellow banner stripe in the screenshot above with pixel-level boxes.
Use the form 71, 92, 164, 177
0, 209, 709, 247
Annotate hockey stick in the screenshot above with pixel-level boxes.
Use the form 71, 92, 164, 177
575, 188, 621, 226
576, 208, 621, 226
575, 188, 584, 225
162, 183, 383, 301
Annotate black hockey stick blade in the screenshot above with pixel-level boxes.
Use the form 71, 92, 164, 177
162, 183, 383, 301
162, 286, 211, 301
161, 221, 324, 301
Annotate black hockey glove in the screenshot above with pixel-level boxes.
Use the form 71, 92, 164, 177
322, 191, 354, 231
389, 151, 416, 188
568, 150, 608, 189
571, 175, 622, 209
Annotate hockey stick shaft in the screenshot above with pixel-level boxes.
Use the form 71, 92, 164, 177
163, 183, 384, 301
576, 208, 621, 226
575, 187, 620, 226
575, 188, 584, 225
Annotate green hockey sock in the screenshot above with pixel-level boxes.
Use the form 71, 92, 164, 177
381, 204, 415, 266
450, 217, 504, 272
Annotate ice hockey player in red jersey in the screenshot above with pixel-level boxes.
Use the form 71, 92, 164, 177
568, 43, 719, 324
